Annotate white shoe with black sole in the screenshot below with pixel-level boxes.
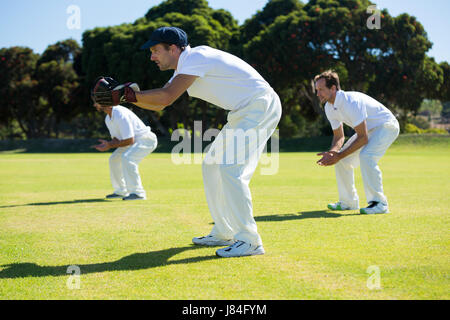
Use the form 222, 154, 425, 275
360, 201, 389, 214
216, 241, 265, 258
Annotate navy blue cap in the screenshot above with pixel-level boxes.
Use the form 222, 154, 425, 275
141, 27, 188, 50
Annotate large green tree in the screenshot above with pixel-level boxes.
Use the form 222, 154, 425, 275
368, 13, 443, 124
35, 40, 82, 137
0, 47, 45, 138
0, 41, 84, 139
240, 0, 303, 54
438, 62, 450, 102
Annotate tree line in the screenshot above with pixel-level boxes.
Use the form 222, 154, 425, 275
1, 0, 449, 140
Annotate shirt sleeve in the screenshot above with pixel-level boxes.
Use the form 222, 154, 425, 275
341, 95, 367, 128
325, 104, 342, 130
177, 51, 208, 78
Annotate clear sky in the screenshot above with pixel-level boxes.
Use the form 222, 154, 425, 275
0, 0, 448, 63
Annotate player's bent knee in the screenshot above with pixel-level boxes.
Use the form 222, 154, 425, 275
218, 163, 244, 180
359, 152, 378, 166
336, 157, 355, 170
121, 152, 139, 165
202, 160, 219, 173
109, 153, 121, 163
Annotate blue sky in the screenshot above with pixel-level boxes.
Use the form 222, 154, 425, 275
0, 0, 448, 63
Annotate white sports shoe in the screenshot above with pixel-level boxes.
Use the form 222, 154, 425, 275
215, 241, 265, 258
360, 201, 389, 214
327, 202, 358, 211
192, 235, 234, 247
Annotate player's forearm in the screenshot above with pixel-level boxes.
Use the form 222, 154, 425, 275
329, 136, 345, 152
133, 75, 197, 111
108, 137, 134, 149
337, 135, 368, 159
135, 89, 171, 111
134, 101, 166, 112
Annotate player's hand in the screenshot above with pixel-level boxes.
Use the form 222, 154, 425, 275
91, 139, 110, 152
317, 151, 341, 166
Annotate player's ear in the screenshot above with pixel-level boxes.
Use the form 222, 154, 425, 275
170, 44, 181, 55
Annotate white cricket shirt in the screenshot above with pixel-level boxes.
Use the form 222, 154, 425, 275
325, 90, 396, 131
105, 106, 150, 140
170, 45, 271, 110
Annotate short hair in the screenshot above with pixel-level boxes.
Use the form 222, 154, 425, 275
160, 42, 187, 52
314, 70, 341, 90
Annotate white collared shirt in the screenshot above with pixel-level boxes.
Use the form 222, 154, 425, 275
169, 45, 271, 110
325, 90, 396, 131
105, 106, 150, 140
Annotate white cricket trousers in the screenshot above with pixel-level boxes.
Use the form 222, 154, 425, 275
109, 129, 157, 198
202, 88, 282, 246
335, 120, 400, 208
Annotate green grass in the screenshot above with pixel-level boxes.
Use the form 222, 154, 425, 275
0, 138, 449, 299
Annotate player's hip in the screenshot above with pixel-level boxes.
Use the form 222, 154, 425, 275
227, 88, 282, 129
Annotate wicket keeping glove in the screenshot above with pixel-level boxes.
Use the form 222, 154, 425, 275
91, 76, 140, 107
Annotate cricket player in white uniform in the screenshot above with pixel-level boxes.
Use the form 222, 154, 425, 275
92, 103, 158, 201
314, 70, 399, 214
93, 27, 282, 257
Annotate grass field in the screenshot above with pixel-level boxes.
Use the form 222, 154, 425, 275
0, 136, 449, 300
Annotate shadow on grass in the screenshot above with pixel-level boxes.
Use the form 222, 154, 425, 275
0, 211, 363, 279
0, 245, 217, 279
205, 210, 362, 225
0, 198, 110, 209
255, 210, 361, 222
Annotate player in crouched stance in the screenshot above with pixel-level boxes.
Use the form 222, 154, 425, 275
138, 27, 281, 258
314, 71, 399, 214
91, 82, 157, 201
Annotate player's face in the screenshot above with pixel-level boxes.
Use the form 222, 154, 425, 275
315, 79, 335, 104
93, 103, 103, 112
150, 44, 174, 71
93, 103, 111, 114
